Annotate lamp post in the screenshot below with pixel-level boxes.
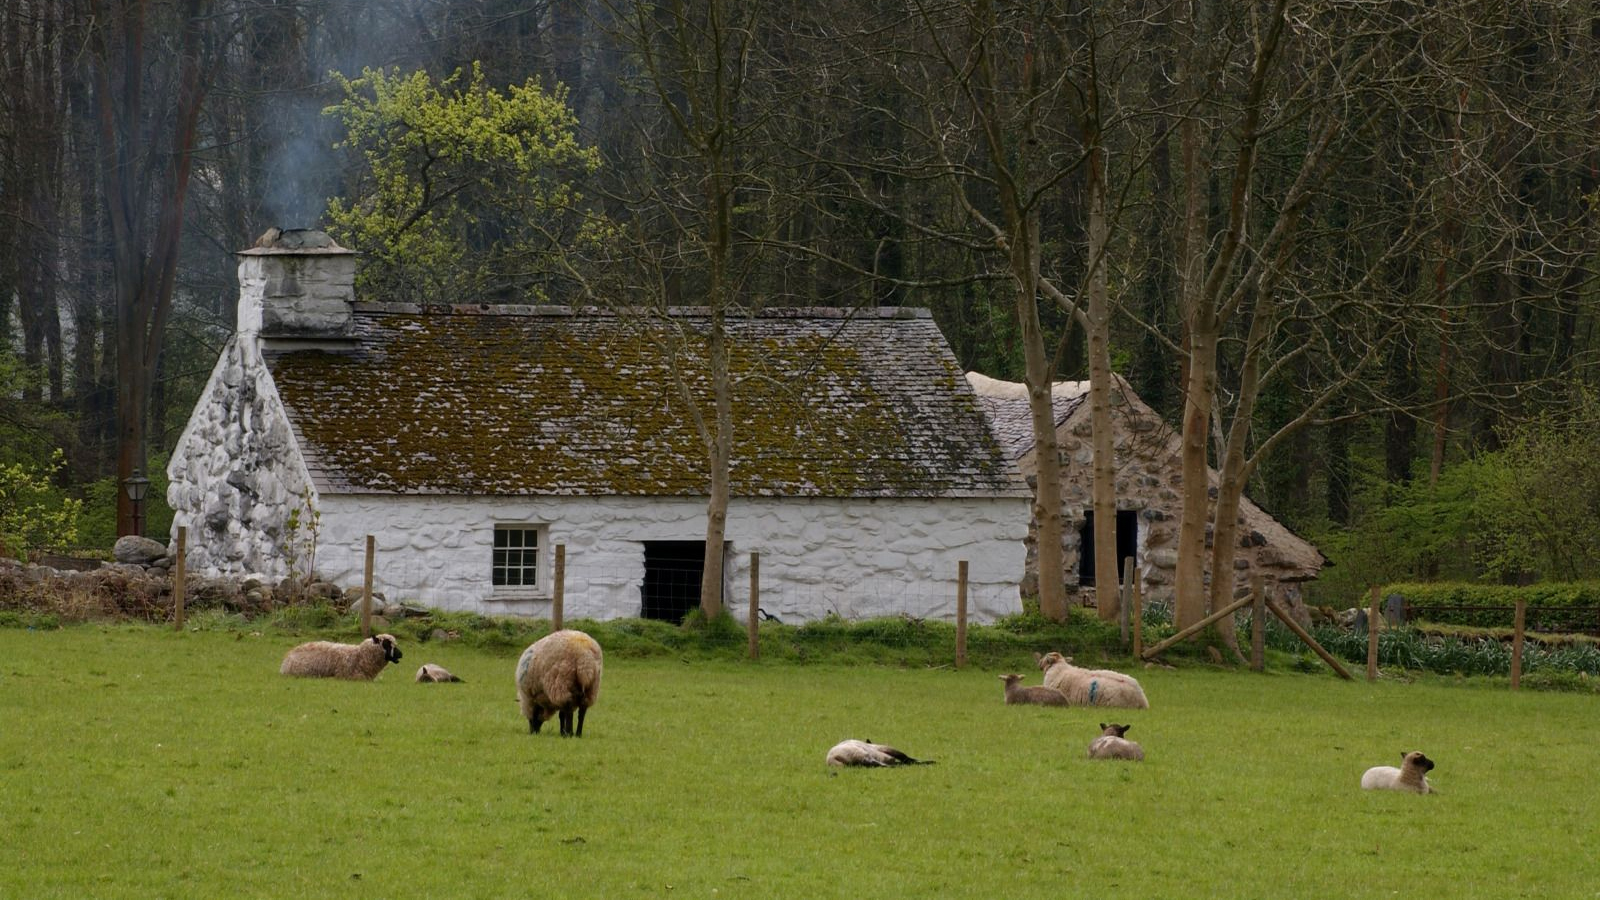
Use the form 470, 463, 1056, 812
124, 469, 150, 537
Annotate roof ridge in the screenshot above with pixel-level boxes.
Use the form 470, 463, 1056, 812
348, 303, 932, 320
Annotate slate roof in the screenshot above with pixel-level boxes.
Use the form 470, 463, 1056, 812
265, 306, 1029, 499
966, 373, 1090, 461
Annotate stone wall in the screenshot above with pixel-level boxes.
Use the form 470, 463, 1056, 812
1027, 391, 1314, 616
309, 493, 1030, 622
165, 335, 315, 579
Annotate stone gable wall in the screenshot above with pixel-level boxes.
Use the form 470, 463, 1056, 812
165, 335, 316, 579
1024, 394, 1312, 615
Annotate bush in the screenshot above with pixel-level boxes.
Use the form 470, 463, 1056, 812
1381, 581, 1600, 631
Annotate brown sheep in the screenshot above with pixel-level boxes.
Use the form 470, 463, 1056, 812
999, 673, 1071, 706
515, 630, 603, 737
280, 634, 403, 680
1087, 723, 1144, 761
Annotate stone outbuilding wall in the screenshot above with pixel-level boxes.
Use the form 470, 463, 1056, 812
967, 373, 1324, 614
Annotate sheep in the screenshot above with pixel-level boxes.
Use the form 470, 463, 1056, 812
1034, 651, 1150, 709
415, 663, 462, 683
279, 633, 403, 679
1361, 751, 1436, 794
515, 629, 603, 737
1087, 723, 1144, 761
999, 673, 1070, 707
825, 739, 932, 767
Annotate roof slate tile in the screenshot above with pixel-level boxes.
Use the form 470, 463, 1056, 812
266, 307, 1027, 498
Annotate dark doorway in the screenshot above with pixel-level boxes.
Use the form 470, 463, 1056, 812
1078, 510, 1139, 587
642, 541, 705, 623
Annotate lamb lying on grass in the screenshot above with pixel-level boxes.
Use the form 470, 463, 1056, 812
415, 663, 462, 683
1361, 751, 1436, 794
999, 673, 1070, 706
280, 634, 402, 680
1087, 723, 1144, 761
825, 739, 933, 767
515, 630, 603, 737
1035, 651, 1150, 709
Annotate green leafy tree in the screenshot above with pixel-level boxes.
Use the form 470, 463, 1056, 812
324, 63, 605, 303
0, 451, 82, 560
1474, 395, 1600, 582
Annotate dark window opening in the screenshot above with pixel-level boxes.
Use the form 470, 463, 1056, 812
1078, 510, 1138, 587
642, 541, 706, 624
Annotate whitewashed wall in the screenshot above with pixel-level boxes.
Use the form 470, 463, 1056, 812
313, 494, 1029, 623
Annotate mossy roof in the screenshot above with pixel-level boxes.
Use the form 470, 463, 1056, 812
265, 306, 1028, 499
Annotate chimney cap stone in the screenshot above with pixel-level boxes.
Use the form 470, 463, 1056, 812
237, 228, 354, 256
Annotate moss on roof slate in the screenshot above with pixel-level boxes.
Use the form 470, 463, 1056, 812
266, 307, 1026, 498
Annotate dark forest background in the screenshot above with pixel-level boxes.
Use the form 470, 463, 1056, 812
3, 0, 1598, 602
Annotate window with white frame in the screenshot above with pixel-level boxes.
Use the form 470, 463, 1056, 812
493, 525, 542, 590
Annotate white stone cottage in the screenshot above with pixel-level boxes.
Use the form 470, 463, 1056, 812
166, 230, 1030, 622
965, 372, 1325, 612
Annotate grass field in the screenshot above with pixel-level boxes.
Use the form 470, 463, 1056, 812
1, 626, 1596, 899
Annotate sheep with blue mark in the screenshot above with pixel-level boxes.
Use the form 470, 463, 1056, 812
1034, 651, 1150, 709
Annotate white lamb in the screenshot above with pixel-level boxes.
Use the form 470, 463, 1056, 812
415, 663, 462, 683
825, 739, 932, 767
1361, 751, 1436, 794
1035, 651, 1150, 709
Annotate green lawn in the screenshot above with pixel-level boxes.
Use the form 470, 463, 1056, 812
0, 626, 1595, 899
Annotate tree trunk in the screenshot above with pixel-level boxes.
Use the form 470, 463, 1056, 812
1086, 145, 1119, 621
700, 304, 730, 618
1016, 229, 1068, 623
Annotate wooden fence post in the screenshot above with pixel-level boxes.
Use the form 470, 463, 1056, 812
1511, 596, 1526, 690
1250, 574, 1265, 672
552, 543, 565, 631
956, 560, 968, 669
172, 526, 187, 632
1131, 569, 1143, 659
361, 535, 374, 638
1367, 585, 1381, 682
748, 551, 760, 660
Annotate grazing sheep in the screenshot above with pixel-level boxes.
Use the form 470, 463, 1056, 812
825, 739, 933, 767
1361, 751, 1436, 794
415, 663, 462, 683
515, 630, 603, 737
1087, 723, 1144, 761
999, 674, 1071, 707
280, 633, 402, 680
1035, 651, 1150, 709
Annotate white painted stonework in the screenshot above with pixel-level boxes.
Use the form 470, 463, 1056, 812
311, 493, 1028, 623
165, 334, 316, 579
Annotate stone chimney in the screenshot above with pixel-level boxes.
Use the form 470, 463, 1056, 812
236, 228, 357, 339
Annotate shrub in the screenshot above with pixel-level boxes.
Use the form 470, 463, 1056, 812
1381, 581, 1600, 632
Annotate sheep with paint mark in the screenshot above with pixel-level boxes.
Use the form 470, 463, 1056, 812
415, 663, 462, 683
1034, 651, 1150, 709
999, 673, 1070, 707
1361, 751, 1436, 794
1087, 723, 1144, 761
825, 739, 932, 767
515, 630, 603, 737
280, 633, 403, 680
